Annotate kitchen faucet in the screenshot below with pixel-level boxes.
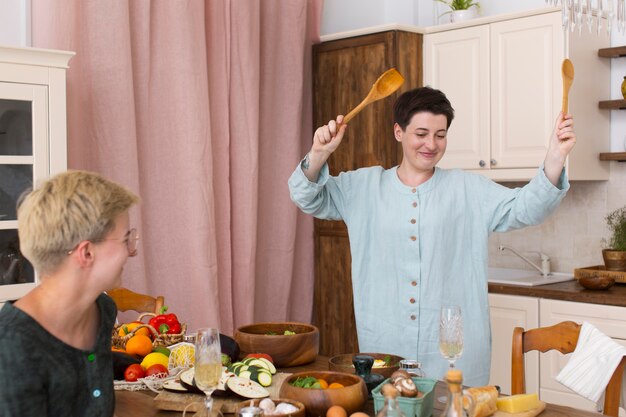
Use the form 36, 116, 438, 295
498, 245, 551, 276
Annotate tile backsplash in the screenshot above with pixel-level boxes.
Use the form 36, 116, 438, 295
489, 162, 626, 273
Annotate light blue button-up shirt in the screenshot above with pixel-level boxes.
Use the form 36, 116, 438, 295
289, 163, 568, 386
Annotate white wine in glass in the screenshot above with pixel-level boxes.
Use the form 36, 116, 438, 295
438, 306, 463, 404
439, 305, 463, 368
195, 328, 222, 416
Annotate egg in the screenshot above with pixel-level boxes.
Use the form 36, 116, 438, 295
349, 412, 369, 417
326, 405, 347, 417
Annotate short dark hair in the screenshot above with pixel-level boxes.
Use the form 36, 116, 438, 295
393, 86, 455, 130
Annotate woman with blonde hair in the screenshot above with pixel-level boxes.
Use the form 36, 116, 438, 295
0, 170, 139, 416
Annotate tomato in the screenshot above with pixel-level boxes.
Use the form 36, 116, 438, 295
145, 364, 169, 378
124, 364, 145, 382
244, 353, 273, 363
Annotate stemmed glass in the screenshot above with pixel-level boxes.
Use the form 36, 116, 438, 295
195, 328, 222, 417
438, 305, 464, 403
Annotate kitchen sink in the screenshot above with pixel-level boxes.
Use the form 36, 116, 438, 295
488, 267, 575, 287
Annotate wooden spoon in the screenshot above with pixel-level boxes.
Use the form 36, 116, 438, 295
561, 59, 574, 114
343, 68, 405, 124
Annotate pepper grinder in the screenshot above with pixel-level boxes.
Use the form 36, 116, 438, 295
353, 355, 384, 398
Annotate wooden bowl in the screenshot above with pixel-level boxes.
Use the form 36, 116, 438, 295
578, 275, 615, 290
328, 353, 404, 379
234, 322, 319, 367
279, 371, 368, 417
237, 398, 305, 417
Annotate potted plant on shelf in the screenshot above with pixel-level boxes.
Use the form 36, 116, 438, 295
436, 0, 481, 23
602, 206, 626, 271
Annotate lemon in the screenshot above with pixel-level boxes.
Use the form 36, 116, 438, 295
140, 352, 170, 370
169, 342, 195, 368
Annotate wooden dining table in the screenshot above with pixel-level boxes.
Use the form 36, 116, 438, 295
114, 356, 602, 417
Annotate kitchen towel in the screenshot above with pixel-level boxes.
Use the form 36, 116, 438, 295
556, 321, 626, 403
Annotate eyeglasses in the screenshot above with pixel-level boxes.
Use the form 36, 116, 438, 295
67, 228, 139, 257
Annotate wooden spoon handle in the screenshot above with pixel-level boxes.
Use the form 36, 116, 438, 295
343, 98, 369, 124
562, 86, 570, 114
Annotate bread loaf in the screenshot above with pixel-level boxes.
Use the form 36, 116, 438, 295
463, 386, 498, 417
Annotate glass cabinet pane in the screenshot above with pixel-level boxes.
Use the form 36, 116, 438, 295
0, 165, 32, 221
0, 99, 32, 156
0, 230, 34, 286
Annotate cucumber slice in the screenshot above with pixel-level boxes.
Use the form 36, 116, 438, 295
226, 376, 269, 399
258, 358, 277, 374
246, 359, 270, 371
239, 370, 252, 379
256, 371, 273, 387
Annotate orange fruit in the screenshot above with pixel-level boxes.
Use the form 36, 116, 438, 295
118, 322, 151, 338
125, 334, 153, 357
317, 378, 329, 389
328, 382, 344, 389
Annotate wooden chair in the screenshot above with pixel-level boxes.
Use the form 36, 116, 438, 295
512, 321, 626, 417
107, 287, 164, 315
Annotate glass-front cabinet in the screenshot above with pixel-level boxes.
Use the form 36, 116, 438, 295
0, 45, 73, 303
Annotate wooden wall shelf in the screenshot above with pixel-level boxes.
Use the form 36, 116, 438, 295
599, 99, 626, 109
599, 152, 626, 161
598, 46, 626, 58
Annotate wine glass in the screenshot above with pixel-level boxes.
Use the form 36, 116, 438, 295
195, 328, 222, 417
438, 306, 463, 403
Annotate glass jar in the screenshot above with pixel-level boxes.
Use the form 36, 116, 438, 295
376, 384, 406, 417
398, 359, 425, 377
441, 369, 473, 417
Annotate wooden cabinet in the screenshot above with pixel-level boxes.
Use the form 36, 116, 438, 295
424, 10, 611, 181
598, 45, 626, 162
488, 294, 539, 395
489, 295, 626, 415
0, 46, 73, 304
312, 30, 422, 356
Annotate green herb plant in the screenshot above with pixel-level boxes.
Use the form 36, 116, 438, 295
603, 206, 626, 251
435, 0, 480, 15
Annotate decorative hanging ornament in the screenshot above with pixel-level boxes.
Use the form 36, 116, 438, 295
546, 0, 626, 35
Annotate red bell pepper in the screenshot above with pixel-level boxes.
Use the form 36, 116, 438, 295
148, 306, 182, 335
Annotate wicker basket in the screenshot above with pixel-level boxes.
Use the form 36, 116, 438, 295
574, 265, 626, 283
112, 312, 187, 350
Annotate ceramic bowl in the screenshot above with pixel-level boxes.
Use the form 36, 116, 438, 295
279, 371, 368, 417
578, 275, 615, 290
328, 353, 404, 379
237, 398, 305, 417
234, 322, 319, 367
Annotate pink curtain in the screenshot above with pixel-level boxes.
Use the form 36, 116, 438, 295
31, 0, 321, 335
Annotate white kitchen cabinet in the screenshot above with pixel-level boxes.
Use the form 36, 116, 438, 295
0, 45, 73, 303
424, 10, 610, 181
488, 293, 539, 395
539, 299, 626, 416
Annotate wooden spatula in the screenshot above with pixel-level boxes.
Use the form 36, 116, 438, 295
561, 59, 574, 114
343, 68, 405, 124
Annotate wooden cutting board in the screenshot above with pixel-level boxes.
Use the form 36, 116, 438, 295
154, 372, 291, 414
494, 401, 547, 417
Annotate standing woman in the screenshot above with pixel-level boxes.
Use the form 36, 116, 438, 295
0, 170, 139, 416
288, 87, 576, 386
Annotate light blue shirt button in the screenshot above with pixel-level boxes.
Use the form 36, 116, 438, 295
93, 389, 101, 398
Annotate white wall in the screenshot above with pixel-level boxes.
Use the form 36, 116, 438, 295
0, 0, 31, 47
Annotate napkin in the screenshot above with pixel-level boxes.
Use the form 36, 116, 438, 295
556, 321, 626, 403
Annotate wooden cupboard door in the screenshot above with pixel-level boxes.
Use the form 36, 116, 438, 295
488, 294, 539, 395
423, 25, 490, 170
490, 13, 560, 169
314, 223, 358, 355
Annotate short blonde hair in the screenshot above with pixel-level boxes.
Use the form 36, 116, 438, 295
17, 170, 139, 275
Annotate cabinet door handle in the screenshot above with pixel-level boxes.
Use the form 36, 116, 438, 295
479, 160, 486, 167
491, 159, 497, 166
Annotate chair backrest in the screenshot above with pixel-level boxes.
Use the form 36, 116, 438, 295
107, 287, 164, 315
511, 320, 625, 417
